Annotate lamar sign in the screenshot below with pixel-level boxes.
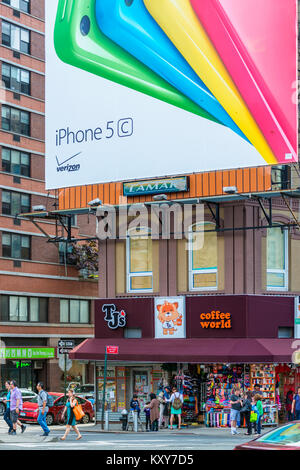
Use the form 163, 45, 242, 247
200, 311, 232, 329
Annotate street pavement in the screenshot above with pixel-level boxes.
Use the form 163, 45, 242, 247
0, 418, 265, 450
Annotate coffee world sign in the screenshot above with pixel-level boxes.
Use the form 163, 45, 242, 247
200, 310, 232, 329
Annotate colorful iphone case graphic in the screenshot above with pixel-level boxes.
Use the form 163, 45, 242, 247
95, 0, 246, 140
144, 0, 277, 164
53, 0, 219, 123
191, 0, 297, 164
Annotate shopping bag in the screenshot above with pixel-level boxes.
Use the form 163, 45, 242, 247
73, 403, 85, 421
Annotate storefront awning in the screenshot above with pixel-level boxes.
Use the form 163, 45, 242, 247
69, 338, 296, 364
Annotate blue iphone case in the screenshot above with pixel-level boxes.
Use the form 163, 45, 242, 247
95, 0, 247, 140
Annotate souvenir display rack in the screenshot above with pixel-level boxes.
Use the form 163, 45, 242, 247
250, 364, 278, 426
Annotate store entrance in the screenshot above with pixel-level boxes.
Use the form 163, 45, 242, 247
132, 369, 151, 411
1, 360, 37, 390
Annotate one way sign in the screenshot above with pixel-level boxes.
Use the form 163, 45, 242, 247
58, 340, 75, 349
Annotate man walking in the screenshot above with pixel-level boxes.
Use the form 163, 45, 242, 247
36, 382, 50, 437
10, 380, 26, 435
291, 387, 300, 421
3, 380, 13, 434
230, 387, 242, 435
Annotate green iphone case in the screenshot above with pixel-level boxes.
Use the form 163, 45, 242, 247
53, 0, 220, 123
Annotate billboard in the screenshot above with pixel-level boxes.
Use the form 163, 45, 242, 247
45, 0, 298, 190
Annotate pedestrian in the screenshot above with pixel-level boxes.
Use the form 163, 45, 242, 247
285, 390, 294, 421
230, 387, 242, 435
144, 401, 151, 431
158, 391, 165, 428
130, 393, 141, 417
60, 389, 82, 441
162, 386, 171, 428
240, 391, 252, 436
3, 380, 13, 434
291, 387, 300, 421
253, 393, 263, 436
36, 382, 50, 437
168, 387, 183, 430
147, 393, 160, 432
9, 380, 26, 435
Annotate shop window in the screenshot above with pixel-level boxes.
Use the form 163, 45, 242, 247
124, 328, 142, 339
2, 0, 30, 13
188, 222, 218, 291
126, 227, 153, 293
267, 227, 288, 291
1, 21, 30, 54
2, 147, 30, 177
1, 105, 30, 136
0, 295, 48, 322
60, 299, 90, 324
2, 190, 30, 216
278, 327, 293, 338
2, 232, 30, 259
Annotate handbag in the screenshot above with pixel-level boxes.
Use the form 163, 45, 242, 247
73, 400, 85, 421
250, 411, 257, 423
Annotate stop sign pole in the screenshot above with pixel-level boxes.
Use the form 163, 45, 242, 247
101, 346, 119, 430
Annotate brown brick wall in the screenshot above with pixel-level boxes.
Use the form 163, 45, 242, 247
31, 235, 60, 263
30, 71, 44, 101
30, 31, 45, 61
30, 113, 44, 140
30, 0, 45, 21
30, 153, 44, 180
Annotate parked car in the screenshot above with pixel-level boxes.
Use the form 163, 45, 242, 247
0, 388, 37, 415
73, 384, 95, 400
234, 422, 300, 450
19, 392, 94, 426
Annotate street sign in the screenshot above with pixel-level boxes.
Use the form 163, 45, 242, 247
58, 355, 72, 372
58, 347, 73, 355
106, 346, 119, 355
58, 340, 75, 349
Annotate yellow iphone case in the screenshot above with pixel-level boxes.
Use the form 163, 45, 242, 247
144, 0, 277, 164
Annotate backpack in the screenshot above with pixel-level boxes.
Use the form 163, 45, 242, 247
46, 392, 54, 408
172, 394, 182, 410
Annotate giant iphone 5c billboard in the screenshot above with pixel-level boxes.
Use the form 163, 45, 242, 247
45, 0, 298, 190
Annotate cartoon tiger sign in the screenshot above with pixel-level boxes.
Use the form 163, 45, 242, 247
155, 297, 186, 339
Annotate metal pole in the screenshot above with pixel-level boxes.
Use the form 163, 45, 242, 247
101, 349, 108, 430
64, 353, 67, 399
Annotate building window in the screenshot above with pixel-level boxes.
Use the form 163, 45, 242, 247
2, 190, 30, 216
2, 21, 30, 54
60, 299, 90, 324
126, 227, 153, 293
1, 147, 30, 177
189, 222, 218, 291
267, 227, 288, 290
2, 0, 30, 13
2, 105, 30, 136
2, 232, 30, 259
0, 295, 47, 322
2, 62, 30, 95
278, 327, 293, 339
124, 328, 142, 339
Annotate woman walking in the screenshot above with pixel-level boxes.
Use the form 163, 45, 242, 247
253, 393, 264, 436
60, 389, 82, 441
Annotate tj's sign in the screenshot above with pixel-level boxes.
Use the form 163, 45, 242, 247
200, 310, 232, 329
102, 304, 127, 330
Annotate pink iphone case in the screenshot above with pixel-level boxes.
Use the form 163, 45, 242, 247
191, 0, 298, 163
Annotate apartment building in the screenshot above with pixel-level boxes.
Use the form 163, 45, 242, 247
0, 0, 98, 392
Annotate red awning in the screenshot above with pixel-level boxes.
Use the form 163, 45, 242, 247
70, 338, 296, 363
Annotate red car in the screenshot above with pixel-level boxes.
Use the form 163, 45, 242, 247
234, 422, 300, 450
19, 392, 94, 426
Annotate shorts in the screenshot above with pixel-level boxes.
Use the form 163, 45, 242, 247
171, 407, 182, 415
230, 409, 240, 422
10, 410, 19, 423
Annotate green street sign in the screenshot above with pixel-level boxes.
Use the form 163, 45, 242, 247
123, 176, 189, 196
0, 347, 55, 360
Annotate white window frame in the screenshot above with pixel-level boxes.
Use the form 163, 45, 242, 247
126, 227, 153, 294
266, 227, 289, 291
188, 222, 218, 292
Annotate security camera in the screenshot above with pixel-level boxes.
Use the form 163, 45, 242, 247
88, 198, 102, 207
223, 186, 238, 194
153, 194, 168, 201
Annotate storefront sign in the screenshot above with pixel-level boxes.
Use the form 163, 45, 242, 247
155, 297, 186, 339
0, 347, 55, 360
200, 311, 232, 329
102, 304, 127, 329
123, 177, 188, 196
